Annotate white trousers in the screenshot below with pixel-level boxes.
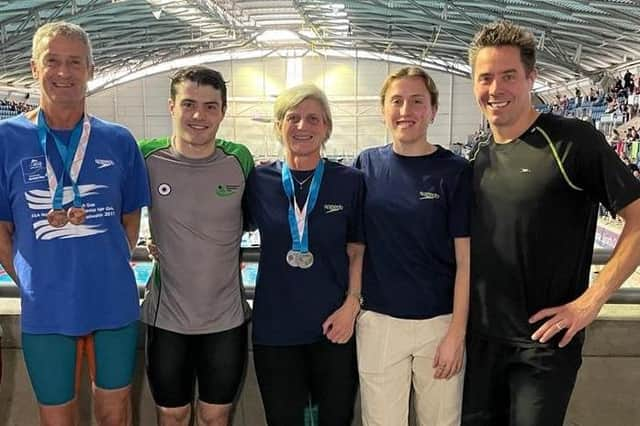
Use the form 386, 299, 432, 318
356, 311, 464, 426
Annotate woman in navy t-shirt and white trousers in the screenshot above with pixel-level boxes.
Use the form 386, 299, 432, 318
354, 67, 472, 426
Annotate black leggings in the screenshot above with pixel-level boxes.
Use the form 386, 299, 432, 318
253, 337, 358, 426
145, 322, 248, 407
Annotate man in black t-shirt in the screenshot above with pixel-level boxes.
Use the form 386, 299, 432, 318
462, 21, 640, 426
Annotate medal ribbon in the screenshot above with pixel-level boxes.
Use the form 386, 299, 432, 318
281, 160, 325, 254
36, 109, 91, 209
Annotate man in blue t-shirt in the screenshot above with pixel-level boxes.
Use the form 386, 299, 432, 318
0, 22, 149, 425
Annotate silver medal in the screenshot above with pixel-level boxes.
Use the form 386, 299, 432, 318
297, 251, 314, 269
286, 250, 299, 268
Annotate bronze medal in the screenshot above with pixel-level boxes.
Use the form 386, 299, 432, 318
47, 209, 68, 228
67, 206, 86, 225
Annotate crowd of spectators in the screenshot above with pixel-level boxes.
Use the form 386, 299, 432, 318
608, 127, 640, 178
542, 69, 640, 127
0, 98, 37, 120
535, 69, 640, 176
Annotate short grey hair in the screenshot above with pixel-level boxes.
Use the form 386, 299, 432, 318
273, 84, 333, 144
32, 21, 94, 67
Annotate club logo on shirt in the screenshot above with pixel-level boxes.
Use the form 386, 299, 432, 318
324, 204, 343, 214
419, 191, 440, 200
21, 156, 47, 184
158, 183, 171, 196
95, 158, 115, 169
216, 184, 240, 197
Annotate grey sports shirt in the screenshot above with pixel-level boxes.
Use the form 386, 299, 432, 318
139, 137, 253, 334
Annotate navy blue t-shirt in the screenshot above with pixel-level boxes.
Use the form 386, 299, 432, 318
354, 144, 471, 319
245, 160, 365, 345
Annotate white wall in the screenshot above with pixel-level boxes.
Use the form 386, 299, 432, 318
86, 55, 482, 159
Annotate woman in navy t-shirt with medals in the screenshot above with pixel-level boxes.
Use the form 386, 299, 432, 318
245, 84, 365, 426
354, 67, 472, 425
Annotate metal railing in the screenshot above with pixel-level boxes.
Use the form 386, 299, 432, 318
591, 248, 640, 303
1, 247, 639, 303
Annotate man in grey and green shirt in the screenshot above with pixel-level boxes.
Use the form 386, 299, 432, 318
139, 66, 253, 426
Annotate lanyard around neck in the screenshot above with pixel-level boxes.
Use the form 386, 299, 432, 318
281, 160, 325, 253
36, 109, 91, 209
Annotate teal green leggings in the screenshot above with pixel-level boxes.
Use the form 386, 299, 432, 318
22, 321, 139, 406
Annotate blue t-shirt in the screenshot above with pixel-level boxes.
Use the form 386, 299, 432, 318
0, 115, 150, 335
245, 160, 365, 345
354, 144, 471, 319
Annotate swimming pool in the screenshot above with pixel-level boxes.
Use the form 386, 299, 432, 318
0, 262, 259, 288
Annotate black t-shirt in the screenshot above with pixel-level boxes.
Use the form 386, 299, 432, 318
469, 113, 640, 345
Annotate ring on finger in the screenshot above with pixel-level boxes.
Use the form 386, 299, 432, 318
555, 322, 564, 331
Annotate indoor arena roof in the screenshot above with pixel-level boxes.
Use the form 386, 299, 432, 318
2, 0, 640, 93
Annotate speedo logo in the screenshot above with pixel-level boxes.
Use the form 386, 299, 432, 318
216, 184, 241, 197
95, 159, 114, 169
419, 191, 440, 200
324, 204, 343, 214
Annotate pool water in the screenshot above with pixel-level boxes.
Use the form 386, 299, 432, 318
0, 262, 259, 288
